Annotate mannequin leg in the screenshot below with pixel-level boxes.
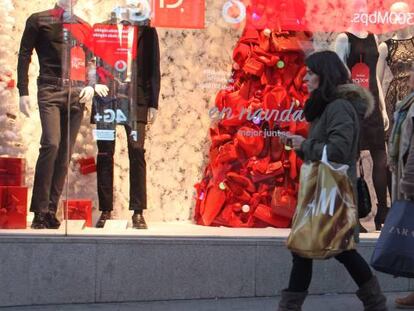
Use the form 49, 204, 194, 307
96, 139, 116, 212
126, 123, 148, 229
126, 123, 147, 212
370, 148, 389, 230
48, 95, 84, 213
30, 99, 61, 214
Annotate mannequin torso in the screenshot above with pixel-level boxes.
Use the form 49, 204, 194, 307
378, 28, 414, 138
335, 31, 389, 149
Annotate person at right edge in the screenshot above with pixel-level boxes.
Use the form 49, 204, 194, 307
388, 63, 414, 309
278, 51, 387, 311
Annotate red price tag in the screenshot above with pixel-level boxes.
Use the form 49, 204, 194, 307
70, 46, 86, 82
351, 62, 370, 89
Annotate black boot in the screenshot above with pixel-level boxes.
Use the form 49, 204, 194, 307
96, 211, 111, 228
278, 290, 307, 311
44, 211, 61, 229
374, 205, 389, 231
132, 211, 148, 229
356, 276, 388, 311
31, 212, 47, 229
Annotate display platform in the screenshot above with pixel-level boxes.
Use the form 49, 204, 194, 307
0, 221, 378, 238
0, 226, 412, 308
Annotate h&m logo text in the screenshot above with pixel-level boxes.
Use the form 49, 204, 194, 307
389, 226, 414, 237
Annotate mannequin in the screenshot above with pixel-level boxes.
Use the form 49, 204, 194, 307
17, 0, 94, 229
335, 0, 389, 231
378, 1, 413, 139
92, 0, 160, 229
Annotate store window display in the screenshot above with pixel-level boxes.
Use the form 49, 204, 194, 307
1, 0, 413, 235
335, 0, 390, 232
91, 0, 160, 229
17, 0, 94, 229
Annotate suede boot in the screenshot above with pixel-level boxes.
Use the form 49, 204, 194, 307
356, 276, 388, 311
278, 290, 308, 311
395, 292, 414, 309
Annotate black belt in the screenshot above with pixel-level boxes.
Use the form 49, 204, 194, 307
38, 76, 86, 88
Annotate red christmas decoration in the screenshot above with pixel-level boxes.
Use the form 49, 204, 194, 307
194, 27, 311, 228
63, 199, 93, 227
0, 157, 26, 187
0, 186, 28, 229
77, 157, 97, 175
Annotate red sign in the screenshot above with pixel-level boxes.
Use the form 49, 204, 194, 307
92, 24, 138, 69
244, 0, 414, 34
70, 46, 86, 82
351, 62, 370, 89
152, 0, 205, 29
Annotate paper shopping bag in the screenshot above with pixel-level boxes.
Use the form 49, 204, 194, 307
287, 146, 357, 259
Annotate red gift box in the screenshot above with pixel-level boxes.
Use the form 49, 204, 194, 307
77, 157, 97, 175
0, 186, 28, 229
63, 199, 93, 227
0, 157, 26, 186
0, 174, 25, 186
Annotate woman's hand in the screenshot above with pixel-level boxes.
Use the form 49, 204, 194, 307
279, 132, 306, 151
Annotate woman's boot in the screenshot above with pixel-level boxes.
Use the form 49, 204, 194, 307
395, 292, 414, 309
278, 290, 307, 311
356, 276, 388, 311
374, 204, 389, 231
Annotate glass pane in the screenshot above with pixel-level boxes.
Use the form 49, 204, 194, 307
3, 0, 412, 236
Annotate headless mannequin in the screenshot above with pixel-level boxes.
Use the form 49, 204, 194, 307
335, 6, 390, 231
377, 1, 412, 121
17, 0, 95, 229
19, 0, 94, 118
377, 2, 413, 203
94, 0, 160, 229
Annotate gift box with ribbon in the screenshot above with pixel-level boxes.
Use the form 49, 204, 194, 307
63, 199, 93, 227
0, 157, 26, 186
77, 157, 97, 175
0, 186, 28, 229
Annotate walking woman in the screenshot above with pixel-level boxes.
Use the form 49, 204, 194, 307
388, 63, 414, 309
278, 51, 387, 311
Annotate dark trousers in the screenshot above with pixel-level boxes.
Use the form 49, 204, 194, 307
287, 250, 373, 292
96, 123, 146, 212
30, 83, 84, 213
366, 147, 388, 209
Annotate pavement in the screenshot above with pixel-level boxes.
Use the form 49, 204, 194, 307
0, 293, 411, 311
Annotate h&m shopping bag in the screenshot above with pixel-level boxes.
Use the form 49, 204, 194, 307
287, 146, 357, 259
371, 200, 414, 278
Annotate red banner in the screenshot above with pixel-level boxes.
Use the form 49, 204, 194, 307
92, 24, 138, 69
151, 0, 205, 29
243, 0, 414, 34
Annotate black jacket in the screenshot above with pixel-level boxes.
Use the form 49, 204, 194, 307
91, 20, 161, 124
17, 5, 90, 96
297, 84, 375, 188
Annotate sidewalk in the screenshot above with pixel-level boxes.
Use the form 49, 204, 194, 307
0, 293, 410, 311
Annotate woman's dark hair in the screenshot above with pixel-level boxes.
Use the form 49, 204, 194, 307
305, 50, 351, 101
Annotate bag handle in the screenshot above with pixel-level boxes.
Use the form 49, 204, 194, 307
321, 145, 328, 163
359, 157, 365, 178
321, 145, 349, 172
